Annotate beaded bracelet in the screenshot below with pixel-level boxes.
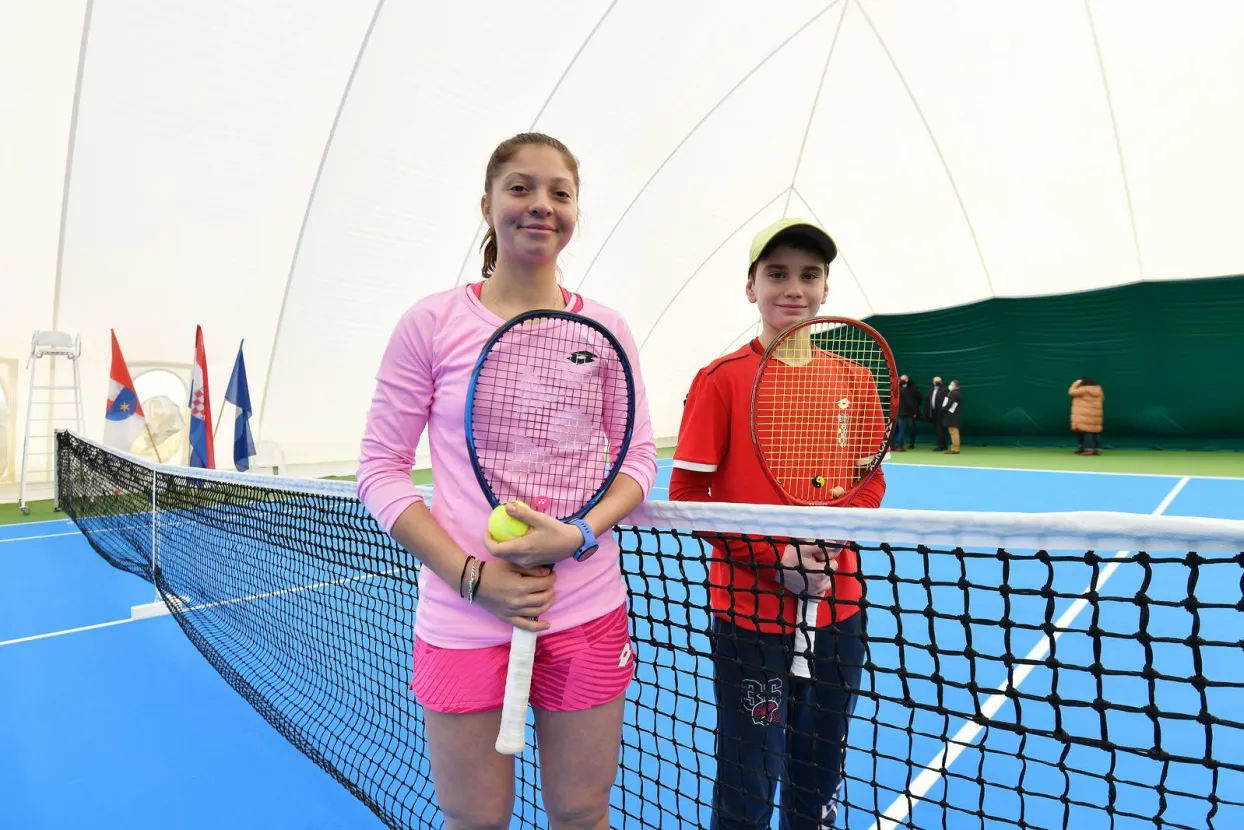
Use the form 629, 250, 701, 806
469, 562, 486, 605
456, 556, 488, 603
458, 556, 475, 598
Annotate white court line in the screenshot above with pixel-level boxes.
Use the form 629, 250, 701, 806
660, 449, 1237, 482
0, 617, 134, 648
0, 518, 157, 548
0, 531, 81, 545
882, 461, 1241, 481
871, 475, 1191, 830
1, 564, 412, 650
0, 517, 75, 529
164, 565, 412, 617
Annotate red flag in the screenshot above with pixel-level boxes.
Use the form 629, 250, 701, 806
103, 330, 146, 451
188, 325, 215, 469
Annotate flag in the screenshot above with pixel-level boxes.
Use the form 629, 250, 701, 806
103, 330, 146, 452
224, 340, 256, 472
188, 325, 215, 469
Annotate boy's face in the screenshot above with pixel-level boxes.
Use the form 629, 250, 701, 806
746, 245, 829, 333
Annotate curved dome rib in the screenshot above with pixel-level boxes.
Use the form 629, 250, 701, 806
256, 0, 387, 435
1085, 0, 1144, 280
782, 0, 849, 216
637, 188, 789, 352
856, 0, 993, 295
572, 0, 847, 294
450, 0, 621, 290
51, 0, 95, 332
793, 186, 875, 316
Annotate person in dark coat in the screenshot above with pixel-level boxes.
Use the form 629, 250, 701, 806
942, 379, 963, 453
926, 377, 948, 451
893, 374, 922, 451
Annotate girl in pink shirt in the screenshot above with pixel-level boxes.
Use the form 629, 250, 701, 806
357, 132, 657, 828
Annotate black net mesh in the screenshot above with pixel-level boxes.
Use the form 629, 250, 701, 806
56, 431, 1244, 829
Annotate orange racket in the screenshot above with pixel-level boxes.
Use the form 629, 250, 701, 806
750, 316, 897, 677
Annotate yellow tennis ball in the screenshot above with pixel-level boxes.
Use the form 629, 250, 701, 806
488, 502, 530, 542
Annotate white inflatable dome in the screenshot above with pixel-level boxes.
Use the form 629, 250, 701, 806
3, 1, 1242, 473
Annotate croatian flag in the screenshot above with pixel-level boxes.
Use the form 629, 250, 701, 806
188, 325, 215, 469
103, 330, 146, 452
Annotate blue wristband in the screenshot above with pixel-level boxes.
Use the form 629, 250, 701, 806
566, 518, 599, 561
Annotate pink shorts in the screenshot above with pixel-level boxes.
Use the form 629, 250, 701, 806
410, 603, 634, 715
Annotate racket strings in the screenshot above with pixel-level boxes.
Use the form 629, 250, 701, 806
471, 318, 631, 519
754, 322, 893, 504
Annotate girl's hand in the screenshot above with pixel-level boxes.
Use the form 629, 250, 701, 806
472, 560, 557, 631
482, 501, 585, 570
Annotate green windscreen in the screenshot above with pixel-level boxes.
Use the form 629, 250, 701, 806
865, 274, 1244, 448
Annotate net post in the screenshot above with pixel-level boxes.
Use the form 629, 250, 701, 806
52, 429, 62, 513
130, 463, 169, 620
151, 467, 157, 598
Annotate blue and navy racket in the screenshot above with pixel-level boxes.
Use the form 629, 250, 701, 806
464, 309, 636, 755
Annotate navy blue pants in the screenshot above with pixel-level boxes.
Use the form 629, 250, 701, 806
709, 611, 866, 830
893, 416, 914, 448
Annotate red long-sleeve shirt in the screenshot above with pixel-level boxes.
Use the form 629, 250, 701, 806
670, 339, 886, 633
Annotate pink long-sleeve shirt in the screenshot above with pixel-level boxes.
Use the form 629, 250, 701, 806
357, 282, 658, 649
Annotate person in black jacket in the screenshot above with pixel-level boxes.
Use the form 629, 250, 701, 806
926, 377, 948, 451
893, 374, 922, 451
943, 379, 963, 454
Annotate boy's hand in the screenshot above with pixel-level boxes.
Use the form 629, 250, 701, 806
777, 541, 847, 597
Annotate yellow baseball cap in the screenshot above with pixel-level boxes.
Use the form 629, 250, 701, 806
748, 217, 837, 271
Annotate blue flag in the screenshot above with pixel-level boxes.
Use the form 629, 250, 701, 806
225, 341, 257, 472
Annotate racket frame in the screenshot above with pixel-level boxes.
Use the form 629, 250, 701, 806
464, 308, 637, 521
462, 308, 637, 755
748, 315, 898, 678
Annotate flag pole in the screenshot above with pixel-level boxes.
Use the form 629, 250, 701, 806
144, 422, 163, 465
214, 399, 227, 454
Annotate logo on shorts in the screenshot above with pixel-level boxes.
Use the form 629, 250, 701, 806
618, 642, 632, 668
742, 678, 783, 725
568, 350, 597, 365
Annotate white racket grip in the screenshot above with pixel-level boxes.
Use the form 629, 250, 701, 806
494, 626, 538, 755
790, 596, 819, 678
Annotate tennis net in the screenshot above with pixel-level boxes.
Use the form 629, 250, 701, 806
55, 431, 1244, 829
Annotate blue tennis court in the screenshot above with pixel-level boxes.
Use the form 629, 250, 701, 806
2, 459, 1242, 829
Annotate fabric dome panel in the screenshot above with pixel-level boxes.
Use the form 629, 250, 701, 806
569, 8, 841, 339
257, 0, 614, 464
849, 0, 1140, 298
0, 1, 87, 365
1087, 0, 1244, 280
51, 0, 375, 448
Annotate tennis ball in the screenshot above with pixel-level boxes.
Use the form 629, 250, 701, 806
488, 501, 530, 542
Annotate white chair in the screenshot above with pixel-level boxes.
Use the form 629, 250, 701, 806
250, 440, 285, 476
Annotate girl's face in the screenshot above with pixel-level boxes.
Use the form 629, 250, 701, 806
746, 245, 830, 333
482, 144, 578, 269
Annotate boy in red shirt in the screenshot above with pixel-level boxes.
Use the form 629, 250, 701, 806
671, 218, 885, 828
